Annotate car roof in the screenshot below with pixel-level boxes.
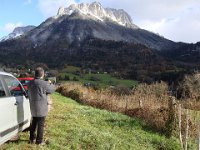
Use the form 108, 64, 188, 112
18, 77, 34, 80
0, 71, 15, 77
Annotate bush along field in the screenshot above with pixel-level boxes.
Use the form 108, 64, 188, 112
57, 72, 200, 149
0, 93, 180, 150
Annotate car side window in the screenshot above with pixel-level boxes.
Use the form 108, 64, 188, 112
4, 76, 24, 97
20, 80, 30, 85
0, 80, 6, 97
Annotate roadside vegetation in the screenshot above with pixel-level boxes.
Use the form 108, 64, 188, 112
0, 93, 180, 150
2, 65, 200, 149
57, 72, 200, 149
57, 82, 172, 133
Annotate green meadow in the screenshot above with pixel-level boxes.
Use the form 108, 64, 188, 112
1, 93, 180, 150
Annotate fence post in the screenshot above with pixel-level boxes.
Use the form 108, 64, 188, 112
185, 109, 189, 150
125, 96, 128, 114
166, 96, 176, 138
178, 104, 184, 150
139, 96, 143, 108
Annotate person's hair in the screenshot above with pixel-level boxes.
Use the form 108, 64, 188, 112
35, 67, 44, 78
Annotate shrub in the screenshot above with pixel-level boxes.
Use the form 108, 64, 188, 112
56, 82, 172, 133
109, 86, 131, 96
177, 72, 200, 100
66, 89, 83, 102
125, 107, 169, 132
72, 76, 79, 81
56, 84, 83, 103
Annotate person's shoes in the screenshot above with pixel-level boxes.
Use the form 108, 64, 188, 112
28, 139, 35, 144
36, 142, 46, 146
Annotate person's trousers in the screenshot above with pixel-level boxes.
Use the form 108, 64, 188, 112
29, 117, 46, 144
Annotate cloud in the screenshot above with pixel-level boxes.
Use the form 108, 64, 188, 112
1, 22, 23, 33
137, 5, 200, 42
38, 0, 76, 18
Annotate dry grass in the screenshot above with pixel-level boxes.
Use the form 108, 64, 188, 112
56, 82, 170, 132
177, 72, 200, 110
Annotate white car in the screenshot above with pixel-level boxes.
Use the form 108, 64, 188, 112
0, 71, 31, 145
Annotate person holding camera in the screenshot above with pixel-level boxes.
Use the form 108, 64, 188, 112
28, 67, 55, 145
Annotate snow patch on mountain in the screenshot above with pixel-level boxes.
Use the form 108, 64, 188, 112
57, 2, 138, 28
0, 25, 35, 42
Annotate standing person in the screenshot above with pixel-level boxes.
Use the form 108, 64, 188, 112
28, 67, 55, 145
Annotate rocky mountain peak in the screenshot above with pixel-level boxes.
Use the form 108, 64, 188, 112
90, 1, 102, 8
0, 25, 35, 42
57, 6, 65, 16
56, 2, 138, 28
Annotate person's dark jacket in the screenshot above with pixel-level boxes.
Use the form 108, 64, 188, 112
28, 78, 55, 117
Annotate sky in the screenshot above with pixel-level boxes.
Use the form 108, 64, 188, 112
0, 0, 200, 43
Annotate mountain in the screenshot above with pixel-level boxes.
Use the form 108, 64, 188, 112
0, 2, 177, 49
6, 2, 176, 50
0, 2, 199, 82
0, 25, 35, 42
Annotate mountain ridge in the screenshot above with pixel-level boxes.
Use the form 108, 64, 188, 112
0, 2, 176, 50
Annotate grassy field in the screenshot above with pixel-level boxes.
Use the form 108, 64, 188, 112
1, 93, 180, 150
59, 72, 138, 88
58, 65, 138, 88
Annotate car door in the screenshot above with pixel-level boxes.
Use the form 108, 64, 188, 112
3, 75, 31, 132
0, 75, 16, 145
